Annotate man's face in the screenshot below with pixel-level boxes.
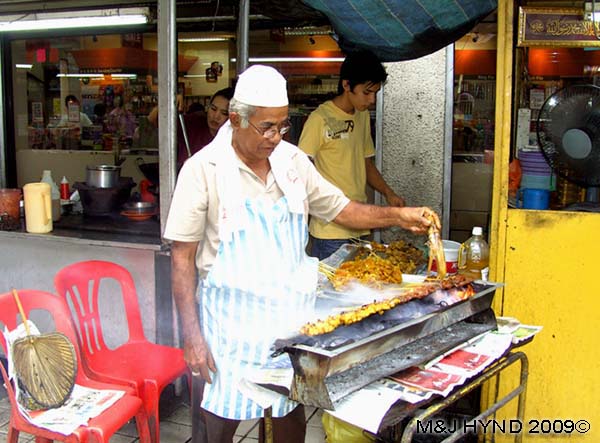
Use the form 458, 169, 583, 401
346, 81, 381, 112
231, 106, 289, 164
207, 96, 230, 133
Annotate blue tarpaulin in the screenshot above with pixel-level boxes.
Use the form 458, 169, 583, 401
301, 0, 497, 61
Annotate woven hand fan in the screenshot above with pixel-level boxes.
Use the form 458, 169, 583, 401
11, 289, 77, 410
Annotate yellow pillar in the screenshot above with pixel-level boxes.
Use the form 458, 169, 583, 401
485, 1, 600, 441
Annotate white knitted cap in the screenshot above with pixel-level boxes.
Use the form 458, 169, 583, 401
234, 65, 288, 107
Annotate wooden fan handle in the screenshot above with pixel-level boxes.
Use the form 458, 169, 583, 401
11, 289, 31, 337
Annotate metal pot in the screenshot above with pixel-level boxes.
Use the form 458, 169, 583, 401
86, 165, 121, 188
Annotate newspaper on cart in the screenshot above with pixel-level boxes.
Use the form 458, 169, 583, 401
326, 320, 541, 434
4, 323, 125, 435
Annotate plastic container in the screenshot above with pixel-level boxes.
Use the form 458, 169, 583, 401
40, 170, 61, 221
23, 182, 52, 233
458, 226, 489, 281
517, 188, 550, 210
322, 412, 375, 443
430, 239, 461, 275
0, 188, 22, 230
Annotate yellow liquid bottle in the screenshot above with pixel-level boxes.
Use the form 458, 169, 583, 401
458, 226, 489, 280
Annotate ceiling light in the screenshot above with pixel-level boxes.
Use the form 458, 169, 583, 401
15, 63, 32, 69
283, 27, 333, 36
184, 74, 206, 78
57, 73, 105, 78
111, 73, 137, 79
178, 37, 232, 43
0, 8, 149, 32
230, 57, 344, 63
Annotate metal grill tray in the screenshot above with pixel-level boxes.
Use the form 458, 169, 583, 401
279, 281, 501, 409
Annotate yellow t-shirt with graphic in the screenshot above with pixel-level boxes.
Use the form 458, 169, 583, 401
298, 100, 375, 239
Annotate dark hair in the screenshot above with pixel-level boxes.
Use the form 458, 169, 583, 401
93, 102, 106, 117
337, 50, 388, 94
65, 94, 79, 106
187, 102, 204, 114
211, 87, 234, 103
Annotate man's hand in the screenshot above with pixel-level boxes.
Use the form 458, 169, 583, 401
395, 206, 440, 234
184, 333, 217, 383
171, 240, 217, 383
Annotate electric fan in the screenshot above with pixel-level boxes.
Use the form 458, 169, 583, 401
537, 84, 600, 211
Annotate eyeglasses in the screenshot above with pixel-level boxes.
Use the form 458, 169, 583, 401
248, 120, 291, 139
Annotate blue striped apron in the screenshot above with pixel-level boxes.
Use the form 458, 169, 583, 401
199, 195, 318, 420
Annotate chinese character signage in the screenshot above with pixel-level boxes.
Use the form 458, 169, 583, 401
518, 7, 600, 47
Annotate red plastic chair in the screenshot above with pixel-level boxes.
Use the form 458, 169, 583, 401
0, 289, 151, 443
54, 260, 190, 443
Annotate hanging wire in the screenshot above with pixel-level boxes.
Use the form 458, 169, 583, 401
211, 0, 220, 32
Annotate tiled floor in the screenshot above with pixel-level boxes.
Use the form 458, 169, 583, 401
0, 387, 327, 443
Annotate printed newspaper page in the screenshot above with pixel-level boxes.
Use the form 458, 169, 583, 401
20, 385, 126, 435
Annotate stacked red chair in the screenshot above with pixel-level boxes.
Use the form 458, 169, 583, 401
54, 260, 190, 443
0, 289, 151, 443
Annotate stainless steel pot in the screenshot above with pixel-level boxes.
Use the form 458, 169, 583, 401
86, 165, 121, 188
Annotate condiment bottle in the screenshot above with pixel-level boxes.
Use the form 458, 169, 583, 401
458, 226, 489, 281
60, 176, 70, 200
40, 170, 61, 222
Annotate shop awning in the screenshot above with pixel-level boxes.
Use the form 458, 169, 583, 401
0, 0, 497, 63
300, 0, 497, 61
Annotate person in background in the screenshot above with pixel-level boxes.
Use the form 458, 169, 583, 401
164, 64, 439, 443
298, 50, 406, 260
148, 87, 234, 171
92, 102, 107, 127
57, 95, 93, 128
106, 94, 137, 140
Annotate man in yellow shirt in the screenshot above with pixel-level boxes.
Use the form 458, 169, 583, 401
298, 50, 405, 259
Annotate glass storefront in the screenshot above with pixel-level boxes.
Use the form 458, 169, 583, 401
10, 32, 160, 187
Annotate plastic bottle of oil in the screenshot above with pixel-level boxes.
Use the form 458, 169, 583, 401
40, 170, 61, 222
458, 226, 489, 281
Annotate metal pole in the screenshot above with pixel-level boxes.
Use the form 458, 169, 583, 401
442, 44, 455, 239
264, 406, 274, 443
237, 0, 250, 73
157, 0, 178, 236
178, 114, 192, 158
0, 37, 6, 187
374, 85, 384, 244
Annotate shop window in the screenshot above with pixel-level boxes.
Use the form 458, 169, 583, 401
450, 25, 497, 242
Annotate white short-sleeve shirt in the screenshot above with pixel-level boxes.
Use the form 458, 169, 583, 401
164, 126, 350, 277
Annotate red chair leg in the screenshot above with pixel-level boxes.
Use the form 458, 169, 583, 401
136, 410, 153, 443
7, 426, 20, 443
33, 437, 53, 443
143, 381, 160, 443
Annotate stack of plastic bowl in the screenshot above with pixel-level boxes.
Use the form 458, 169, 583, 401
518, 148, 554, 190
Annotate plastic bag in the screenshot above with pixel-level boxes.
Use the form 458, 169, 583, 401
322, 412, 376, 443
508, 159, 522, 198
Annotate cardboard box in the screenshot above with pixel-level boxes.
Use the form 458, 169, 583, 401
451, 162, 493, 211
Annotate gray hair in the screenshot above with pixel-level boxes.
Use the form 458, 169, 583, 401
229, 97, 256, 128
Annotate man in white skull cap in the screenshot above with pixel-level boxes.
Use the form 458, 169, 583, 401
165, 64, 440, 442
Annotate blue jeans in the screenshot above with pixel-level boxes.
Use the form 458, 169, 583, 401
309, 236, 369, 261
